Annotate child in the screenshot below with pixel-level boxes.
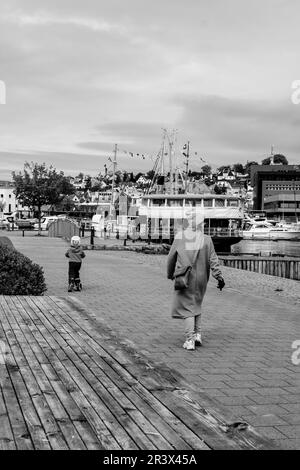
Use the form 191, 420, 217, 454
65, 236, 86, 292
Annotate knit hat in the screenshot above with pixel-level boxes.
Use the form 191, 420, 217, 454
71, 236, 81, 247
185, 210, 205, 225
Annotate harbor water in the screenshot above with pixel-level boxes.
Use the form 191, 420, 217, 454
231, 239, 300, 257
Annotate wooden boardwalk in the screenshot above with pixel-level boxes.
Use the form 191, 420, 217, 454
0, 295, 275, 450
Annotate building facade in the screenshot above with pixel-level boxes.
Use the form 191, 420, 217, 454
0, 180, 18, 214
251, 165, 300, 221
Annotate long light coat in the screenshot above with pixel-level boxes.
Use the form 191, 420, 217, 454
167, 230, 222, 319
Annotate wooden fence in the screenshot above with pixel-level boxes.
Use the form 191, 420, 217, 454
219, 256, 300, 281
48, 218, 80, 239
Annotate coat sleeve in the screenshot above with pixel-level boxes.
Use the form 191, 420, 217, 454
209, 238, 223, 280
166, 238, 178, 280
65, 249, 70, 258
80, 249, 86, 258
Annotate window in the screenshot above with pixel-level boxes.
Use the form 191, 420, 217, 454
203, 199, 213, 207
215, 199, 225, 207
166, 199, 183, 207
151, 199, 165, 206
227, 200, 238, 207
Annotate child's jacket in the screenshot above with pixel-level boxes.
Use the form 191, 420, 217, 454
65, 246, 86, 263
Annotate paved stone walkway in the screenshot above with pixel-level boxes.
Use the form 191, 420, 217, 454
3, 233, 300, 449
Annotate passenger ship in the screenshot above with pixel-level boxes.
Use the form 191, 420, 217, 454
137, 193, 244, 252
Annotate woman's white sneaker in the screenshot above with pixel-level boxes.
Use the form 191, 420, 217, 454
183, 339, 195, 350
194, 333, 202, 346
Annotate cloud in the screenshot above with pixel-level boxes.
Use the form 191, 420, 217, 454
175, 94, 300, 165
0, 5, 129, 32
1, 0, 300, 179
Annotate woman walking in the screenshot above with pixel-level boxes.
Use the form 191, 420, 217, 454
167, 211, 225, 350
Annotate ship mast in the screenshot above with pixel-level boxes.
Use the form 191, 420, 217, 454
110, 143, 118, 217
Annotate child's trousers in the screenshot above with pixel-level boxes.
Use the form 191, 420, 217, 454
184, 314, 201, 340
68, 262, 82, 283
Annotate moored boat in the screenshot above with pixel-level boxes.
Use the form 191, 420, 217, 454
138, 193, 244, 252
242, 220, 300, 240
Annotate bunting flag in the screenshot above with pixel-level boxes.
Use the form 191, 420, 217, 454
122, 149, 148, 160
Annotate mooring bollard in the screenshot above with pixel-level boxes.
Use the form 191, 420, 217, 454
90, 227, 95, 247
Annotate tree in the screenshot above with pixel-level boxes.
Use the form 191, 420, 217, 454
134, 172, 144, 183
76, 172, 84, 180
84, 176, 92, 190
245, 161, 258, 175
217, 165, 230, 174
56, 195, 76, 212
214, 184, 227, 194
201, 165, 212, 177
12, 162, 75, 234
261, 154, 288, 165
233, 163, 244, 175
146, 170, 155, 180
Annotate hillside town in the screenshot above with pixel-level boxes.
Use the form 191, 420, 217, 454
0, 152, 299, 228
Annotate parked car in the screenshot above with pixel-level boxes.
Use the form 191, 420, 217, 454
34, 216, 59, 231
0, 217, 10, 230
15, 219, 36, 230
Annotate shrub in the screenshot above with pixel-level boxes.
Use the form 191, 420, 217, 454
0, 245, 47, 295
0, 236, 15, 250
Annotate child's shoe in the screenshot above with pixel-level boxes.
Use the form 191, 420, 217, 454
194, 333, 202, 346
75, 279, 82, 291
68, 278, 75, 292
183, 339, 195, 350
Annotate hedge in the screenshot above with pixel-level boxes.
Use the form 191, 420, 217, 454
0, 245, 47, 295
0, 236, 15, 250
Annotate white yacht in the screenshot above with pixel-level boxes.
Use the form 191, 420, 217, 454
242, 220, 300, 240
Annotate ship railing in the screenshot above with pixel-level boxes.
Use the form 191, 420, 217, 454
204, 228, 243, 237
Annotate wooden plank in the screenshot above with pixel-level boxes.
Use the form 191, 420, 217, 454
153, 389, 239, 450
20, 297, 124, 450
30, 297, 151, 450
0, 390, 16, 450
0, 298, 62, 450
172, 388, 275, 450
5, 297, 90, 450
13, 298, 111, 449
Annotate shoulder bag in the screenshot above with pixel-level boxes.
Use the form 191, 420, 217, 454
173, 248, 199, 291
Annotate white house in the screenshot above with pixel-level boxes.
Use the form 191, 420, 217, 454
0, 181, 24, 214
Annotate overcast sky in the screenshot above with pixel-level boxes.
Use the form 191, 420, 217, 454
1, 0, 300, 179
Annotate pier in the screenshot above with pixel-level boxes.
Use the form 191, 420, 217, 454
219, 255, 300, 281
